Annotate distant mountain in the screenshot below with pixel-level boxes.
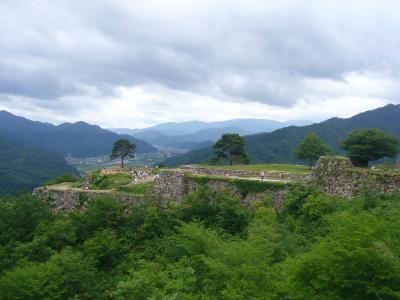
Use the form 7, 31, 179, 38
164, 104, 400, 166
0, 135, 76, 194
0, 111, 157, 157
133, 126, 246, 150
113, 119, 311, 136
111, 118, 311, 150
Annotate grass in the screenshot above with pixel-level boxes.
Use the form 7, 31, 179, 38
90, 173, 132, 190
117, 182, 154, 195
195, 163, 311, 174
349, 167, 400, 175
45, 173, 84, 186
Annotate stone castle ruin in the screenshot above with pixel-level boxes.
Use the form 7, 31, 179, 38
34, 157, 400, 212
312, 156, 400, 198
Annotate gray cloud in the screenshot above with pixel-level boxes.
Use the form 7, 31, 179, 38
1, 0, 400, 125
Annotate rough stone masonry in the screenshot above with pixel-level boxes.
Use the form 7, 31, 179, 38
34, 156, 400, 212
312, 156, 400, 198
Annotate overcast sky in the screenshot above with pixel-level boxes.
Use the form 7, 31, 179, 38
1, 0, 400, 128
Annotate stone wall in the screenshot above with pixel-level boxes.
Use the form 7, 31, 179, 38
153, 169, 290, 210
180, 165, 308, 181
35, 157, 400, 213
33, 187, 146, 212
312, 156, 400, 198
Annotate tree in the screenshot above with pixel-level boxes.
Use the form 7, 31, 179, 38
285, 212, 400, 299
0, 248, 100, 300
111, 139, 136, 168
213, 134, 249, 165
341, 128, 399, 167
294, 132, 332, 168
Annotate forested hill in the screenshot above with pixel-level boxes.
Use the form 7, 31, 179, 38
164, 104, 400, 166
0, 135, 76, 194
0, 111, 157, 157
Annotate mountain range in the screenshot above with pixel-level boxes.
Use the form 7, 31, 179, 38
111, 119, 311, 151
164, 104, 400, 166
0, 111, 157, 157
0, 111, 157, 194
2, 104, 400, 193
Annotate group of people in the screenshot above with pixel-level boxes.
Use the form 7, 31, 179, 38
130, 170, 150, 182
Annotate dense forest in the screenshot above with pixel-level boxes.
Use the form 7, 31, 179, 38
1, 185, 400, 299
0, 136, 76, 194
165, 104, 400, 166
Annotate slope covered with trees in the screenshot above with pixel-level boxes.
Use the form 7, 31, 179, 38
0, 136, 76, 194
0, 111, 157, 157
165, 104, 400, 166
1, 187, 400, 298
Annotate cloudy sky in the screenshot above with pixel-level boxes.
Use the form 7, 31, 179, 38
1, 0, 400, 128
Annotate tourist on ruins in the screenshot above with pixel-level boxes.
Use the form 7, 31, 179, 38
261, 172, 265, 181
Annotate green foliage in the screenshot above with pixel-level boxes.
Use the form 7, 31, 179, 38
188, 174, 289, 197
82, 197, 125, 236
111, 139, 136, 168
180, 187, 251, 235
341, 128, 399, 167
2, 188, 400, 298
45, 173, 83, 186
285, 211, 400, 299
0, 194, 51, 245
0, 136, 77, 194
83, 229, 122, 271
90, 173, 153, 195
90, 173, 132, 190
0, 248, 100, 300
294, 132, 332, 167
117, 182, 154, 195
213, 133, 249, 165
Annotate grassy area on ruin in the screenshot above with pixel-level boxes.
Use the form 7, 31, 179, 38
196, 163, 311, 174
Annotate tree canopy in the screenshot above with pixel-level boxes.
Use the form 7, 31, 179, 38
341, 128, 399, 167
2, 188, 400, 298
213, 133, 249, 165
111, 139, 136, 168
294, 132, 332, 167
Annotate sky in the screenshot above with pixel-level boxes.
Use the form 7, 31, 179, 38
1, 0, 400, 128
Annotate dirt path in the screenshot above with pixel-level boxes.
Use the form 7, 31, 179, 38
45, 183, 114, 193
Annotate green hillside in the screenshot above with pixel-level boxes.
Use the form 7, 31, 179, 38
0, 136, 77, 194
165, 104, 400, 166
0, 111, 157, 157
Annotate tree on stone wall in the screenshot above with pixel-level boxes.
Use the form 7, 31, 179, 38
213, 134, 249, 165
341, 128, 399, 167
294, 132, 332, 168
111, 139, 136, 168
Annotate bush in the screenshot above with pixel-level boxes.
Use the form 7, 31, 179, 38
179, 187, 251, 235
90, 174, 132, 190
45, 173, 83, 186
